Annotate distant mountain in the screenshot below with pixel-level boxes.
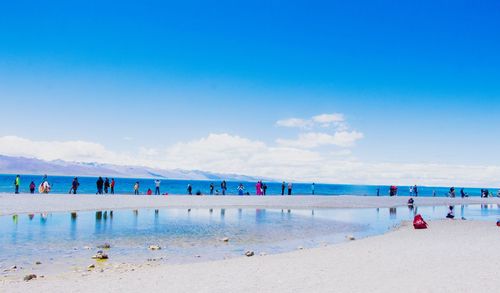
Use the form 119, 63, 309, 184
0, 155, 262, 181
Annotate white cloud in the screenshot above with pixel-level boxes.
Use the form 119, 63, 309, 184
312, 113, 344, 123
1, 132, 500, 187
276, 131, 364, 148
277, 113, 349, 130
276, 118, 312, 128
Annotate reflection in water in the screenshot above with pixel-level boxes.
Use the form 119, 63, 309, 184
2, 204, 500, 278
389, 207, 397, 219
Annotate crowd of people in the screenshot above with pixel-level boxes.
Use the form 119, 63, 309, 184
8, 175, 500, 197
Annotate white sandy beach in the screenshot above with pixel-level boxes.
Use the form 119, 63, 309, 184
1, 195, 500, 292
1, 194, 500, 215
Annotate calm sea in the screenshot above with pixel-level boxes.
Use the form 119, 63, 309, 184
0, 173, 495, 197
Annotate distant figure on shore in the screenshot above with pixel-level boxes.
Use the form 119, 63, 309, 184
288, 182, 293, 195
104, 178, 110, 194
389, 186, 398, 196
147, 188, 153, 195
263, 183, 268, 195
110, 178, 115, 194
432, 190, 436, 197
39, 175, 51, 194
449, 187, 456, 198
376, 188, 380, 196
70, 177, 79, 194
14, 175, 20, 194
481, 189, 490, 198
256, 181, 262, 195
408, 197, 414, 206
409, 186, 413, 196
96, 177, 104, 194
154, 179, 161, 195
29, 181, 36, 194
460, 188, 467, 198
413, 185, 418, 197
281, 182, 285, 195
221, 180, 227, 195
238, 183, 245, 195
497, 189, 500, 198
187, 184, 192, 195
312, 183, 315, 195
210, 183, 214, 195
134, 181, 140, 195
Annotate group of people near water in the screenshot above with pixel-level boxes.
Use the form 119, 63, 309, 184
9, 175, 500, 197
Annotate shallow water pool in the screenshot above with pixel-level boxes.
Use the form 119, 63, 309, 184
1, 204, 499, 278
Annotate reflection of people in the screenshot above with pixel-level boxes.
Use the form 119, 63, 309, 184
446, 206, 455, 219
389, 207, 397, 219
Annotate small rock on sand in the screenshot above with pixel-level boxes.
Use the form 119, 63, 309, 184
148, 245, 161, 250
245, 251, 255, 257
92, 251, 109, 260
221, 237, 230, 242
23, 274, 37, 282
347, 235, 356, 241
97, 243, 111, 249
35, 261, 42, 265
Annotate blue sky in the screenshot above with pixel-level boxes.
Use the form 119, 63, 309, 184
1, 1, 499, 185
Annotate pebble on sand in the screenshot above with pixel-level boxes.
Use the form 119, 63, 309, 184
245, 251, 255, 257
148, 245, 162, 250
92, 251, 109, 260
23, 274, 37, 282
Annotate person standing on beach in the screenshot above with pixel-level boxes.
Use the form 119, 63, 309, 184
460, 188, 467, 198
238, 183, 245, 195
256, 181, 262, 195
110, 178, 115, 194
154, 179, 161, 195
14, 175, 20, 194
210, 183, 214, 195
96, 177, 104, 194
104, 178, 110, 194
221, 180, 227, 195
187, 184, 192, 195
70, 177, 79, 194
263, 183, 268, 195
376, 188, 380, 196
134, 181, 140, 195
449, 187, 456, 198
414, 185, 418, 197
29, 181, 36, 194
281, 182, 285, 195
312, 183, 315, 195
288, 182, 293, 195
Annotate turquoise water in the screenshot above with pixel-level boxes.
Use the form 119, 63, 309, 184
1, 204, 499, 278
1, 174, 497, 196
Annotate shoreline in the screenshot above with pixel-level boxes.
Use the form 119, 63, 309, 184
2, 219, 500, 292
1, 194, 500, 216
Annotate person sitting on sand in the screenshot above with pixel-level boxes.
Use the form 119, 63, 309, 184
408, 198, 414, 206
